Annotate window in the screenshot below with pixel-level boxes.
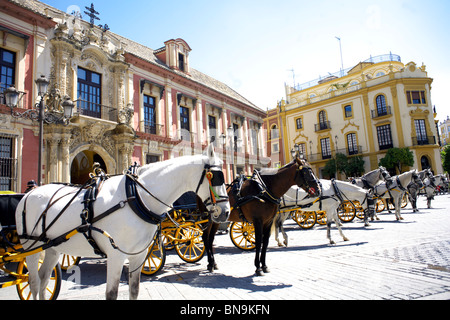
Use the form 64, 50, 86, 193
406, 91, 426, 105
347, 133, 358, 155
270, 125, 279, 140
146, 154, 160, 164
376, 95, 387, 116
344, 105, 352, 118
376, 124, 393, 150
208, 115, 217, 145
414, 119, 428, 144
317, 110, 330, 131
271, 142, 279, 153
0, 48, 16, 104
320, 138, 331, 159
0, 135, 16, 191
251, 129, 258, 155
233, 123, 239, 152
298, 143, 306, 157
178, 53, 185, 72
296, 118, 303, 130
143, 95, 156, 134
180, 106, 190, 141
78, 67, 102, 118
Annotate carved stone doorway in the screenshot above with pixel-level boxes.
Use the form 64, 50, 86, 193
70, 150, 107, 185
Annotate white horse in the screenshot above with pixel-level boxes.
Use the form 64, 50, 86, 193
275, 179, 375, 246
373, 169, 421, 221
423, 175, 445, 208
15, 144, 230, 300
349, 166, 391, 190
407, 169, 431, 212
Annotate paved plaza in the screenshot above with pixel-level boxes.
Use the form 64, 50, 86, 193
1, 194, 450, 302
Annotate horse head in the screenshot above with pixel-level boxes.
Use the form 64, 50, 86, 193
201, 144, 230, 223
411, 169, 424, 189
379, 166, 392, 182
294, 158, 321, 197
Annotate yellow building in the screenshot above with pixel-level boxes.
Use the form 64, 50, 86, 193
267, 54, 442, 177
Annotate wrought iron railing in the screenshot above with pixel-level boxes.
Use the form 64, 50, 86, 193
412, 136, 436, 146
75, 99, 117, 122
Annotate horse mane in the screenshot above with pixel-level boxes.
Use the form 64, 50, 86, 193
259, 161, 296, 176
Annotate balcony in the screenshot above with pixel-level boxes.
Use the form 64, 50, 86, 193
142, 121, 164, 135
307, 146, 362, 162
314, 121, 331, 132
371, 106, 392, 119
76, 99, 117, 122
412, 136, 436, 146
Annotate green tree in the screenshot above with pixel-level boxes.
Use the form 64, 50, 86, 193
441, 145, 450, 174
345, 156, 365, 177
323, 153, 365, 178
378, 147, 414, 174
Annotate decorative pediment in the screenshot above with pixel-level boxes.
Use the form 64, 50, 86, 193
341, 121, 360, 133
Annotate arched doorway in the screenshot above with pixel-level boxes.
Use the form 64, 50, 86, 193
421, 155, 431, 171
70, 150, 107, 185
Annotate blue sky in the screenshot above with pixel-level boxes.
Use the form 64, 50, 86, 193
43, 0, 450, 122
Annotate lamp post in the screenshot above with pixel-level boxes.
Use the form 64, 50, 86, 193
5, 75, 74, 186
36, 76, 49, 186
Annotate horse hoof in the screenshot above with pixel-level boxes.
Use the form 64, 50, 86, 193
262, 266, 270, 273
399, 217, 404, 220
255, 268, 264, 276
343, 237, 349, 241
329, 240, 336, 245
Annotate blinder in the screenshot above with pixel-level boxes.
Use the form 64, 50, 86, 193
207, 170, 225, 187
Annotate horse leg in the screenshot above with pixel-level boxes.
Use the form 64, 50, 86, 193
24, 253, 40, 300
253, 219, 264, 276
37, 248, 60, 300
128, 252, 146, 300
273, 214, 284, 247
326, 215, 335, 245
106, 254, 126, 300
334, 210, 349, 242
260, 223, 272, 273
203, 221, 219, 272
395, 195, 403, 220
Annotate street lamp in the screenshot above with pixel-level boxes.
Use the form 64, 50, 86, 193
4, 86, 20, 108
35, 75, 50, 96
6, 76, 74, 186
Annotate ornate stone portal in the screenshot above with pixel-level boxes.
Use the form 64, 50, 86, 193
42, 15, 136, 184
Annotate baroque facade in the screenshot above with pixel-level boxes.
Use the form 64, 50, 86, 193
0, 0, 268, 192
266, 54, 442, 177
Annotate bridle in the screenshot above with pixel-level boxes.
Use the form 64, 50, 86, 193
294, 159, 320, 196
195, 164, 229, 210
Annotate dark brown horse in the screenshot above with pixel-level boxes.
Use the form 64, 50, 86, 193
202, 158, 321, 276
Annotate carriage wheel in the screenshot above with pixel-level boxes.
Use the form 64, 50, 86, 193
16, 259, 61, 300
292, 210, 316, 229
141, 236, 166, 276
59, 255, 81, 271
401, 194, 408, 208
338, 201, 356, 223
229, 221, 256, 251
355, 201, 365, 220
161, 226, 177, 251
316, 211, 327, 225
375, 198, 385, 213
174, 222, 205, 263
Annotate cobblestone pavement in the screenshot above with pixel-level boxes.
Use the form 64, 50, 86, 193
1, 194, 450, 301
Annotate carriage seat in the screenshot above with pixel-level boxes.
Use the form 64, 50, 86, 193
0, 193, 24, 228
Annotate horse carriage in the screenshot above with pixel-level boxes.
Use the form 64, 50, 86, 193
0, 192, 61, 300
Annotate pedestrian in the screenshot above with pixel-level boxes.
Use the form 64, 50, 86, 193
24, 180, 37, 193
